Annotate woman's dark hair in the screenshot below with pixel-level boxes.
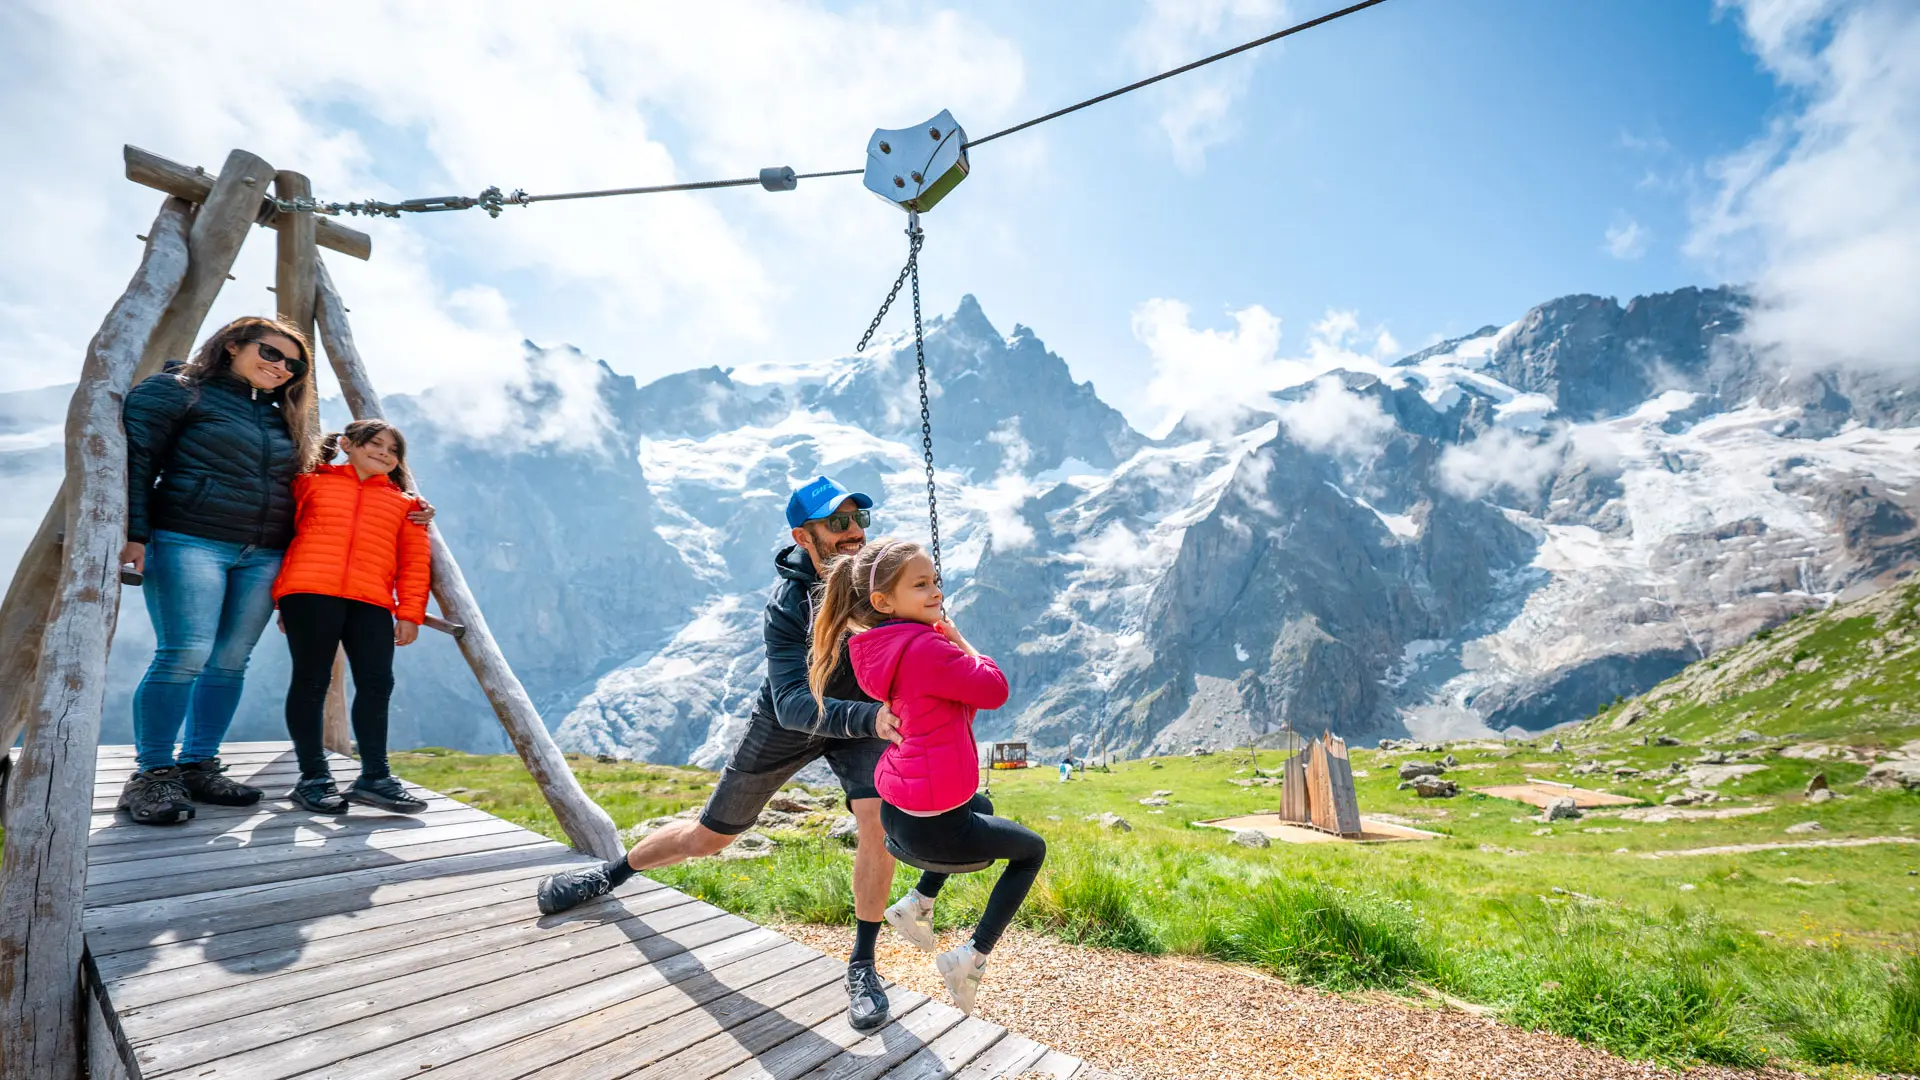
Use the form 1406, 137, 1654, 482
318, 418, 417, 495
180, 316, 320, 470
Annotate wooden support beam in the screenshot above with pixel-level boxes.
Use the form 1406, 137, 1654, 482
322, 647, 353, 758
0, 198, 192, 1080
0, 151, 270, 753
273, 171, 319, 337
125, 145, 371, 261
313, 257, 623, 861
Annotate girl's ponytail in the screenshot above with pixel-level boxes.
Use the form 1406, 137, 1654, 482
808, 553, 861, 718
318, 432, 344, 464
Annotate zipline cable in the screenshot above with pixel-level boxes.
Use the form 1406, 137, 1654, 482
270, 0, 1393, 218
963, 0, 1391, 150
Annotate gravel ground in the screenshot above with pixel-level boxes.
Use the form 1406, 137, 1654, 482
777, 924, 1803, 1080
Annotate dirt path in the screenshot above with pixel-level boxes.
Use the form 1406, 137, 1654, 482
778, 924, 1800, 1080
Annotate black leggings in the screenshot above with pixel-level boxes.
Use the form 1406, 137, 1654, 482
881, 792, 1046, 954
281, 593, 395, 780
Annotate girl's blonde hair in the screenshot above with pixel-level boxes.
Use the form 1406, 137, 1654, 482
181, 316, 320, 470
318, 418, 418, 495
808, 538, 927, 715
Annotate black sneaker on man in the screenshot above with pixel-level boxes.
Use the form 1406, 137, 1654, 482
844, 959, 891, 1033
289, 775, 349, 814
117, 768, 195, 825
177, 757, 263, 806
344, 774, 428, 813
536, 863, 620, 915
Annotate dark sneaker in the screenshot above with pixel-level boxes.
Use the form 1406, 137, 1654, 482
289, 775, 349, 814
844, 959, 890, 1033
344, 774, 428, 814
118, 768, 195, 825
177, 758, 263, 806
536, 864, 616, 916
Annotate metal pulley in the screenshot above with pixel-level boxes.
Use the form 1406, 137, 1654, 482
863, 110, 969, 214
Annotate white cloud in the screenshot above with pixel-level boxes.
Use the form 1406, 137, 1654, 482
0, 0, 1028, 430
1073, 522, 1162, 573
1131, 300, 1398, 438
1274, 376, 1397, 459
1437, 427, 1565, 501
1604, 218, 1649, 260
1689, 0, 1920, 370
1125, 0, 1286, 170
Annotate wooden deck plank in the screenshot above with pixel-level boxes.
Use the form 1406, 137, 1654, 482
273, 927, 794, 1080
103, 868, 637, 1004
950, 1033, 1050, 1079
86, 845, 573, 958
86, 829, 553, 906
786, 998, 970, 1080
1020, 1049, 1088, 1078
525, 955, 845, 1080
81, 746, 1085, 1080
876, 1016, 1007, 1079
116, 884, 686, 1025
130, 902, 734, 1075
621, 973, 870, 1080
706, 988, 931, 1080
87, 803, 490, 859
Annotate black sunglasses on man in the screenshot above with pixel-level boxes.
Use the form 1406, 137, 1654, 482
819, 509, 872, 532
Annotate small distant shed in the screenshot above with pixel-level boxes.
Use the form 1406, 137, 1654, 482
989, 742, 1030, 769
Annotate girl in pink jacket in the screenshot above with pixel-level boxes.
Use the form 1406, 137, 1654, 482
809, 538, 1046, 1016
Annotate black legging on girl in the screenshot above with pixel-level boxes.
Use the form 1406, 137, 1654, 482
281, 592, 395, 780
881, 792, 1045, 954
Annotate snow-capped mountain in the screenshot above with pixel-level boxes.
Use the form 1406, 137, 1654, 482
3, 286, 1915, 761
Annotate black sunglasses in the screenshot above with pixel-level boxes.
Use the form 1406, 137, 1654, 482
816, 509, 871, 532
253, 341, 308, 377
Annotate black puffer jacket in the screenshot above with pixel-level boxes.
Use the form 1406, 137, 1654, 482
753, 544, 881, 740
123, 370, 300, 549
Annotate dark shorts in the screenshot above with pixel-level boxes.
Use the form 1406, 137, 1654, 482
698, 711, 889, 836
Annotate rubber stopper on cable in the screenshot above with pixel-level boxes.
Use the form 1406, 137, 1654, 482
759, 167, 797, 192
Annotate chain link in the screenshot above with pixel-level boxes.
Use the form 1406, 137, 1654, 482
853, 220, 942, 584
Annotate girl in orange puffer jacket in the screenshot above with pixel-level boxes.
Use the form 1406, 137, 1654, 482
272, 419, 432, 815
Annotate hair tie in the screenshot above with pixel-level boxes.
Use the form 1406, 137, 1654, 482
865, 540, 897, 599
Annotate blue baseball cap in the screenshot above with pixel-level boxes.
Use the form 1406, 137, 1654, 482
785, 475, 874, 529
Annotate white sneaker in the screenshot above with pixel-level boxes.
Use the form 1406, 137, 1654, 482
884, 890, 938, 952
935, 942, 987, 1015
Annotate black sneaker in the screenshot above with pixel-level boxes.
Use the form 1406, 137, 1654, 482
177, 758, 263, 806
344, 774, 428, 814
536, 864, 616, 916
118, 768, 195, 825
844, 959, 890, 1033
289, 775, 349, 814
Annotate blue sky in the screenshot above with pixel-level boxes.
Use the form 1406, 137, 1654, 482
2, 0, 1911, 437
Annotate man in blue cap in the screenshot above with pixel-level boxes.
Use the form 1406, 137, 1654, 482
537, 476, 902, 1033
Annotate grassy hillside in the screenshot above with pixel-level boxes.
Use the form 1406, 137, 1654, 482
1573, 577, 1920, 748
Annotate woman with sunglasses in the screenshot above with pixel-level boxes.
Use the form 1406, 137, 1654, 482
114, 317, 331, 824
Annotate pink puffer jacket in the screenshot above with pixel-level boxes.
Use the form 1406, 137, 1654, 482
850, 621, 1008, 814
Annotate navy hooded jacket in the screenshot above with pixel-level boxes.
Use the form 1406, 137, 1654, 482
753, 543, 881, 740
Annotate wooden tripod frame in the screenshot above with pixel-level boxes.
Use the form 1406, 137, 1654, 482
0, 146, 621, 1080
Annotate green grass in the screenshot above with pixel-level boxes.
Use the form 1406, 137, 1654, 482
389, 742, 1920, 1075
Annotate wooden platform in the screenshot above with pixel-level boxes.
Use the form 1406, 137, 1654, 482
81, 742, 1097, 1080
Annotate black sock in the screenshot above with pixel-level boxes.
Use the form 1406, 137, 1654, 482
851, 919, 882, 964
603, 858, 637, 889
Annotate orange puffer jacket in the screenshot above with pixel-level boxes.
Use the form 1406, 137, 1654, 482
272, 463, 432, 623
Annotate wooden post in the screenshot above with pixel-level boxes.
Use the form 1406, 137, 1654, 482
273, 171, 318, 336
0, 150, 272, 752
322, 648, 353, 757
0, 198, 192, 1080
313, 257, 623, 861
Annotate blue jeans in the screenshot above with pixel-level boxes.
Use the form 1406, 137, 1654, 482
132, 530, 284, 771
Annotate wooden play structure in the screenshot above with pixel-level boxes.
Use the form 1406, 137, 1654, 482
1277, 731, 1364, 839
0, 146, 612, 1077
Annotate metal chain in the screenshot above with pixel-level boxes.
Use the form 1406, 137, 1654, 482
853, 219, 942, 584
910, 226, 943, 586
854, 228, 921, 354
